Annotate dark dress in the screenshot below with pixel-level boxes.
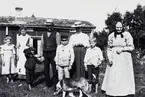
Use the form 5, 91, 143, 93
24, 48, 41, 85
69, 32, 89, 78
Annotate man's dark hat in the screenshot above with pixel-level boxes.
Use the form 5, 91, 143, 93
19, 26, 27, 32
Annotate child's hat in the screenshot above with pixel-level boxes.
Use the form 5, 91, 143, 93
61, 35, 68, 41
19, 26, 27, 31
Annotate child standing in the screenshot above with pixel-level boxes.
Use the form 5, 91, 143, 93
84, 38, 103, 93
24, 47, 42, 90
0, 36, 16, 83
55, 35, 74, 81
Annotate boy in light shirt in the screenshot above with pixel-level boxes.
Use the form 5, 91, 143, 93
55, 35, 74, 81
84, 38, 103, 93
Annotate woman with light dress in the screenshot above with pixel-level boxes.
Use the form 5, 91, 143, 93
101, 22, 135, 97
17, 27, 32, 79
0, 36, 16, 82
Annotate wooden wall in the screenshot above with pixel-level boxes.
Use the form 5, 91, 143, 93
0, 25, 93, 54
0, 26, 18, 45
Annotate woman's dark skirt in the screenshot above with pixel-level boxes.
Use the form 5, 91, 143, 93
70, 46, 86, 78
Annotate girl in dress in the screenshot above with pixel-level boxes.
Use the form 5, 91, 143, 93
0, 36, 16, 82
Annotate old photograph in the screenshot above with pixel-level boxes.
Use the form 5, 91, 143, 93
0, 0, 145, 97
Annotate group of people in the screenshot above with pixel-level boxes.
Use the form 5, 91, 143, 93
0, 20, 135, 97
0, 27, 35, 87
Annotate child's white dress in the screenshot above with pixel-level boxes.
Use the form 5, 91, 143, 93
1, 44, 16, 74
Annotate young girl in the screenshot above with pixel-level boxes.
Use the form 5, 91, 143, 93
0, 36, 16, 83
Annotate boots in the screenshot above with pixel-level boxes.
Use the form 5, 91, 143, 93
88, 83, 92, 92
28, 84, 32, 90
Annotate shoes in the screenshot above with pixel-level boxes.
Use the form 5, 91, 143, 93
11, 79, 14, 83
28, 84, 32, 91
53, 90, 59, 96
6, 77, 10, 83
18, 83, 22, 87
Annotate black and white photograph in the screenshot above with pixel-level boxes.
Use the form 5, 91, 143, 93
0, 0, 145, 97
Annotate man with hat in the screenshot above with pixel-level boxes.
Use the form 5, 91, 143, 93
40, 19, 60, 87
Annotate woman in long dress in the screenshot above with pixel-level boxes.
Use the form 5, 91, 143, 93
69, 22, 89, 78
0, 36, 16, 82
101, 22, 135, 97
17, 27, 31, 78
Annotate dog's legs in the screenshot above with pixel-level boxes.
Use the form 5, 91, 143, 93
68, 92, 75, 97
62, 91, 66, 97
82, 90, 91, 97
79, 90, 83, 97
54, 81, 62, 95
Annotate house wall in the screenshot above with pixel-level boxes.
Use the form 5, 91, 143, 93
0, 27, 6, 45
0, 25, 93, 54
0, 26, 18, 45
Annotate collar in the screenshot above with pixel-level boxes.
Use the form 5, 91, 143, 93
89, 46, 97, 50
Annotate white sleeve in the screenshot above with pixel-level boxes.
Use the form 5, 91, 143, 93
69, 35, 74, 47
123, 32, 134, 52
55, 46, 60, 65
12, 45, 16, 55
107, 48, 113, 64
84, 49, 89, 66
97, 48, 103, 66
0, 45, 4, 54
84, 34, 90, 47
70, 46, 75, 66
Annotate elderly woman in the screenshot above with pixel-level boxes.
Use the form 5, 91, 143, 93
101, 21, 135, 97
69, 22, 90, 78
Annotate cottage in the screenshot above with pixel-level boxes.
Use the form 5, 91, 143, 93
0, 16, 95, 54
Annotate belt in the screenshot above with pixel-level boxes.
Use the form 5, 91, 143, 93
74, 45, 84, 47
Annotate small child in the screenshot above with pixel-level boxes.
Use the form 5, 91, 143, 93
23, 47, 43, 90
84, 38, 103, 93
55, 35, 74, 81
0, 36, 16, 83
